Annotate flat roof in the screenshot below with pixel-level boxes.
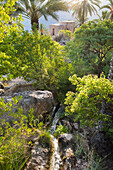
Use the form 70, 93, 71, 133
50, 23, 64, 26
60, 21, 75, 22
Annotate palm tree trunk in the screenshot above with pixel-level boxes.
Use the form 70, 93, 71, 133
81, 0, 86, 25
31, 17, 39, 31
81, 12, 85, 24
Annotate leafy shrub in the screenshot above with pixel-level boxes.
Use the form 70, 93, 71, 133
54, 125, 68, 138
65, 74, 113, 127
59, 30, 72, 41
0, 31, 74, 103
0, 97, 35, 170
38, 130, 52, 148
54, 30, 72, 42
65, 20, 113, 77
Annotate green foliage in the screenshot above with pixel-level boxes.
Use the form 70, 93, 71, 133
38, 130, 52, 148
0, 97, 35, 170
75, 133, 101, 169
39, 23, 49, 35
54, 125, 68, 138
101, 0, 113, 21
0, 0, 22, 79
0, 0, 22, 42
65, 74, 113, 127
65, 20, 113, 77
59, 30, 73, 41
70, 0, 100, 25
0, 30, 74, 102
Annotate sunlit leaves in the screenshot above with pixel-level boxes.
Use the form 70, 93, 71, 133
0, 0, 23, 42
65, 20, 113, 77
65, 74, 113, 127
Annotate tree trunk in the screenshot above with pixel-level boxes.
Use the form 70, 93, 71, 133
81, 8, 85, 24
108, 53, 113, 80
98, 62, 103, 78
31, 17, 39, 31
81, 0, 86, 25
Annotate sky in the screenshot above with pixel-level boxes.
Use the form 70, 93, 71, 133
22, 0, 109, 31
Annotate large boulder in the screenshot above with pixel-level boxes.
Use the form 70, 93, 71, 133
19, 90, 54, 116
1, 90, 54, 120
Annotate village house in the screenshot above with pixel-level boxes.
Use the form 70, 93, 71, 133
49, 21, 75, 36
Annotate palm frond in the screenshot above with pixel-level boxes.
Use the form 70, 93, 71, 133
70, 0, 100, 24
101, 5, 111, 10
14, 0, 69, 30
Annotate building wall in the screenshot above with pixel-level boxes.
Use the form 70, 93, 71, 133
60, 21, 75, 33
50, 25, 64, 35
49, 21, 75, 36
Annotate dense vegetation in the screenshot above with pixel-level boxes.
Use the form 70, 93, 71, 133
0, 30, 75, 102
65, 74, 113, 127
65, 20, 113, 77
0, 0, 113, 169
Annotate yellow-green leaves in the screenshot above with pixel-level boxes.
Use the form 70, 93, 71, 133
0, 0, 22, 42
65, 74, 113, 127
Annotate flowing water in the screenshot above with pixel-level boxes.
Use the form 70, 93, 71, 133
49, 107, 63, 170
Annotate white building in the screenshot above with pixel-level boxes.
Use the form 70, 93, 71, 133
49, 21, 75, 36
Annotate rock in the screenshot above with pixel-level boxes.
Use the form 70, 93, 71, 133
5, 83, 37, 96
1, 90, 54, 119
58, 134, 76, 170
0, 82, 4, 89
25, 136, 51, 170
20, 90, 54, 118
0, 82, 5, 96
0, 89, 5, 95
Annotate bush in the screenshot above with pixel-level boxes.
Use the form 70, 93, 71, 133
54, 125, 68, 138
0, 31, 74, 103
38, 130, 52, 148
0, 97, 35, 170
59, 30, 72, 41
65, 74, 113, 127
65, 20, 113, 77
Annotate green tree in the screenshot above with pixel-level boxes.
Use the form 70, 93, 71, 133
0, 0, 22, 42
74, 15, 88, 27
93, 11, 110, 23
65, 20, 113, 77
101, 0, 113, 22
0, 97, 35, 170
0, 0, 23, 79
70, 0, 100, 25
65, 74, 113, 127
0, 31, 74, 102
14, 0, 69, 30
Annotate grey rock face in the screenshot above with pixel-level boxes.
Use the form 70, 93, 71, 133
25, 140, 50, 170
58, 134, 76, 170
1, 90, 54, 118
20, 90, 54, 116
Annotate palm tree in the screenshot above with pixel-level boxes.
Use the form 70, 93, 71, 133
14, 0, 69, 30
93, 11, 110, 23
75, 14, 88, 27
101, 0, 113, 22
70, 0, 100, 25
